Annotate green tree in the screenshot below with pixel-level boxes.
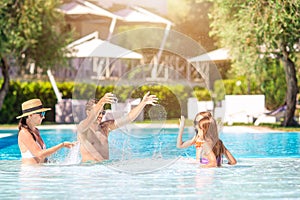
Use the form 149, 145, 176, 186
0, 0, 73, 110
168, 0, 216, 51
210, 0, 300, 126
259, 58, 286, 110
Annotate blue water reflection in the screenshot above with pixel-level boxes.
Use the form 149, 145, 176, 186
0, 128, 299, 160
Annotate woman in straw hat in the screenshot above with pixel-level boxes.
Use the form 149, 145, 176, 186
17, 99, 76, 164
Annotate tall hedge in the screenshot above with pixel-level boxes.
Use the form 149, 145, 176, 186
0, 81, 195, 124
2, 78, 294, 124
1, 80, 57, 124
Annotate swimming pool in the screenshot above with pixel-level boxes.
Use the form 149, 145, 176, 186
0, 126, 299, 199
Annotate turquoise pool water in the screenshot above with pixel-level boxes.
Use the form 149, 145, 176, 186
0, 127, 299, 199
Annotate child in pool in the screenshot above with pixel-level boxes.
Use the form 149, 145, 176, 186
176, 112, 236, 167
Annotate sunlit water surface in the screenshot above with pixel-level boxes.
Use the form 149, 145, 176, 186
0, 128, 299, 199
0, 158, 299, 199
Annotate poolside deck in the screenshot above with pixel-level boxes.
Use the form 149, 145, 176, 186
0, 123, 284, 133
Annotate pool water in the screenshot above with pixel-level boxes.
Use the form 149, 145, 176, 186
0, 127, 299, 199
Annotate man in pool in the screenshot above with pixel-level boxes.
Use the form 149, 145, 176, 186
77, 92, 158, 162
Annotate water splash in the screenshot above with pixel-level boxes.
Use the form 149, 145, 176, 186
121, 134, 132, 160
61, 142, 81, 165
148, 104, 167, 125
152, 129, 163, 159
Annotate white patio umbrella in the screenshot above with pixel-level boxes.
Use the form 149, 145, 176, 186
59, 0, 120, 41
59, 1, 102, 16
113, 6, 172, 24
68, 38, 143, 59
187, 48, 231, 90
188, 48, 230, 63
67, 37, 143, 79
113, 6, 173, 68
114, 6, 173, 60
59, 0, 119, 19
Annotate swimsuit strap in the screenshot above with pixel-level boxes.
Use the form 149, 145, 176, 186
29, 130, 36, 141
21, 125, 36, 141
24, 126, 46, 149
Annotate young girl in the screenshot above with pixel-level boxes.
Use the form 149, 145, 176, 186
177, 112, 236, 167
212, 139, 236, 166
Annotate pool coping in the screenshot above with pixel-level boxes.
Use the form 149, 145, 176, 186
0, 124, 288, 133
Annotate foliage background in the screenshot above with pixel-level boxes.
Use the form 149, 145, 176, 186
2, 79, 296, 124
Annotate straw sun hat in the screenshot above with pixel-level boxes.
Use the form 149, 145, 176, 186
16, 99, 51, 119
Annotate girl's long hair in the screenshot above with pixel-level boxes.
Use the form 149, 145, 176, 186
194, 112, 219, 143
197, 116, 211, 140
212, 139, 226, 166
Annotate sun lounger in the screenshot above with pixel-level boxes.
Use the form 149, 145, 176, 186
254, 105, 286, 126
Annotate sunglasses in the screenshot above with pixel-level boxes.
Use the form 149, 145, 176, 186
37, 111, 45, 117
100, 110, 106, 115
